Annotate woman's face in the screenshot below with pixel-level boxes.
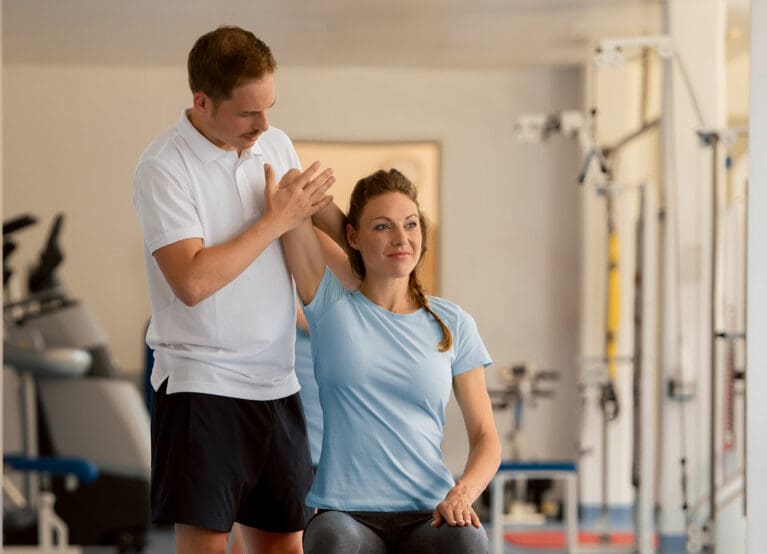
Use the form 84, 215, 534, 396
347, 192, 423, 280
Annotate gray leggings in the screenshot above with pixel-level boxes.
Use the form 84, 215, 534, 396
303, 510, 489, 554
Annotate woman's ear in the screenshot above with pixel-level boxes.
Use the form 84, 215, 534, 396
346, 223, 360, 250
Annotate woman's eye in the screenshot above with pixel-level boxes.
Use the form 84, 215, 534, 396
406, 221, 418, 229
374, 224, 389, 231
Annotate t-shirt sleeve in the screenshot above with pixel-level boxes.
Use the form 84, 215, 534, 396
303, 267, 346, 327
133, 160, 203, 253
451, 309, 492, 377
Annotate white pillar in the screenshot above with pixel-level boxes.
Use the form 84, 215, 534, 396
657, 0, 727, 543
747, 2, 767, 552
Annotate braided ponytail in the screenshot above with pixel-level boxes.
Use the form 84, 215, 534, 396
409, 273, 453, 352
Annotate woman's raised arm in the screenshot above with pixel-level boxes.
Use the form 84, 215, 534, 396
268, 163, 329, 304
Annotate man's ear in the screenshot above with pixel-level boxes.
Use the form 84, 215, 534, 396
346, 224, 360, 250
192, 91, 212, 114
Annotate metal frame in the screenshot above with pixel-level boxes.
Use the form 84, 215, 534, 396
491, 465, 578, 554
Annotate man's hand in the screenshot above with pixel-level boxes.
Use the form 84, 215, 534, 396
431, 483, 482, 528
264, 161, 335, 236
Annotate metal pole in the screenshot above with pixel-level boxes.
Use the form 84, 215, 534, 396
600, 412, 609, 544
708, 133, 720, 553
638, 181, 659, 554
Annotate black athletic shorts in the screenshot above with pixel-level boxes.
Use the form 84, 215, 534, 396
150, 379, 314, 533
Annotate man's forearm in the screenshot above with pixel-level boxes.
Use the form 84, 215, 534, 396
155, 212, 284, 307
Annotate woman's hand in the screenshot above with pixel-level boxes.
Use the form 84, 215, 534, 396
431, 482, 482, 528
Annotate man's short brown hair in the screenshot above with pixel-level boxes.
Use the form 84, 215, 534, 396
188, 26, 276, 102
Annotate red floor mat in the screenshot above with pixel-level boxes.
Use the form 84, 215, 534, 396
504, 530, 643, 548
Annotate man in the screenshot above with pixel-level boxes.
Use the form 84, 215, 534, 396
133, 26, 340, 554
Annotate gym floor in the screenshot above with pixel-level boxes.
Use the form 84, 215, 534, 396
80, 523, 565, 554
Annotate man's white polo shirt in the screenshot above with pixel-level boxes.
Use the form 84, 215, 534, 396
133, 111, 300, 401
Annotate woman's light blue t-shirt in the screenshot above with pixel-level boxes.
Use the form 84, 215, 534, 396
303, 269, 492, 511
295, 327, 322, 465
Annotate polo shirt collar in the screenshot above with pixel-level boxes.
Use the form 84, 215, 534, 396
176, 110, 263, 164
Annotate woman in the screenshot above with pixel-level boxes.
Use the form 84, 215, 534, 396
277, 166, 501, 554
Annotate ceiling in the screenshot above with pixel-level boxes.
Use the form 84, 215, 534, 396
2, 0, 749, 69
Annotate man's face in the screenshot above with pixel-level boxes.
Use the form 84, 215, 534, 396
193, 72, 275, 152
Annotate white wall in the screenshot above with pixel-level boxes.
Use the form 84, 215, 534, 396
747, 1, 767, 551
3, 62, 583, 469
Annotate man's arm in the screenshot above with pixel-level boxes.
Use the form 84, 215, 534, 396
154, 162, 334, 307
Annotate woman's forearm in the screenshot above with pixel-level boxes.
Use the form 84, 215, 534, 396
455, 430, 502, 503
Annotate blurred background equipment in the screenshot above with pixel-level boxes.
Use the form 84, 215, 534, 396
4, 213, 151, 553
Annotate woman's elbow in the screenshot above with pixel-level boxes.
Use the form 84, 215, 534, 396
483, 429, 502, 469
493, 442, 502, 470
490, 434, 502, 467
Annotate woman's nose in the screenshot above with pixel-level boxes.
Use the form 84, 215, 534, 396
391, 228, 406, 244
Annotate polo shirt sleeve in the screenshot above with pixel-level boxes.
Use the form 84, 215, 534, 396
267, 127, 302, 176
303, 267, 346, 325
451, 309, 492, 377
133, 159, 204, 254
287, 141, 302, 171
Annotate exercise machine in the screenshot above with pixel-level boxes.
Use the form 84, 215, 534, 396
3, 338, 99, 553
3, 213, 151, 552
